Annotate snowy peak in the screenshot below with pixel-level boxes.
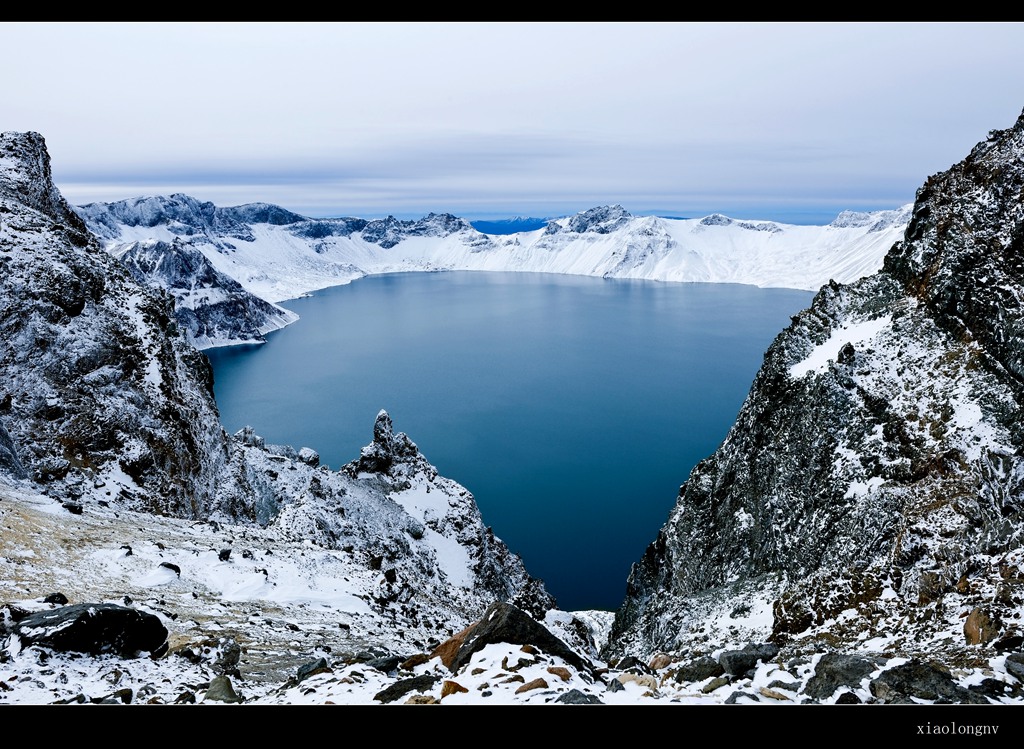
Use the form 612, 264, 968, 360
76, 195, 314, 249
0, 131, 87, 232
698, 213, 782, 232
698, 213, 733, 226
76, 193, 248, 246
830, 204, 913, 232
217, 202, 307, 226
547, 204, 634, 235
359, 212, 478, 249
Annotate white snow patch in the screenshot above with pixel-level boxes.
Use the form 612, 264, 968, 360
392, 484, 473, 588
844, 476, 886, 499
790, 314, 892, 378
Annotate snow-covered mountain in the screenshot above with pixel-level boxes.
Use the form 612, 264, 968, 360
607, 109, 1024, 688
112, 238, 298, 349
76, 196, 910, 307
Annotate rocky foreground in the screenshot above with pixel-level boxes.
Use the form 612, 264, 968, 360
2, 470, 1020, 707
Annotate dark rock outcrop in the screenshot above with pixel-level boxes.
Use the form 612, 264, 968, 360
343, 410, 424, 478
10, 603, 167, 657
0, 131, 236, 516
440, 601, 591, 675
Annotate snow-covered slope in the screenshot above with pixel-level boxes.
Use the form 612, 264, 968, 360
112, 238, 298, 349
77, 199, 911, 306
607, 110, 1024, 678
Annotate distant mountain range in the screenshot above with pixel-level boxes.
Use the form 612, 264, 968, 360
74, 198, 911, 349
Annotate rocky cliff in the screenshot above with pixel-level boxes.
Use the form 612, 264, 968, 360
608, 111, 1024, 662
0, 132, 233, 518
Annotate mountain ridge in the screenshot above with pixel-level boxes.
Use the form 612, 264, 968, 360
76, 195, 911, 302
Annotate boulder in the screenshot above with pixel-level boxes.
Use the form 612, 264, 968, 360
546, 666, 572, 682
964, 606, 1001, 645
205, 675, 241, 703
374, 675, 439, 704
297, 657, 331, 683
870, 660, 988, 704
718, 642, 779, 676
555, 689, 603, 704
803, 653, 880, 699
12, 603, 166, 657
440, 602, 592, 675
441, 680, 468, 697
674, 655, 725, 683
1004, 653, 1024, 682
515, 677, 548, 694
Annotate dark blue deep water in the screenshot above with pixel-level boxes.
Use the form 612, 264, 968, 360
206, 272, 812, 611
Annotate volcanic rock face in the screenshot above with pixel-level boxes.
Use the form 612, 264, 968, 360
76, 194, 308, 248
608, 111, 1024, 658
0, 131, 232, 517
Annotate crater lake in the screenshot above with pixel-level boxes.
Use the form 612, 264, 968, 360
206, 271, 813, 611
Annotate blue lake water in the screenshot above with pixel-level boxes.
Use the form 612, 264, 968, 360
206, 272, 813, 611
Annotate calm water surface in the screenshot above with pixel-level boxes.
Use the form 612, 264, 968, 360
207, 272, 812, 611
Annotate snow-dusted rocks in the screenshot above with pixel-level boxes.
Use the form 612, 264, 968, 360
608, 110, 1024, 674
0, 131, 231, 517
112, 238, 297, 349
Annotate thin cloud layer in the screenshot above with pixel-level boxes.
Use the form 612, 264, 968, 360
5, 22, 1024, 222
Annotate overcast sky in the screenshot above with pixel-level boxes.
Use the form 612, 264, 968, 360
4, 22, 1024, 223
